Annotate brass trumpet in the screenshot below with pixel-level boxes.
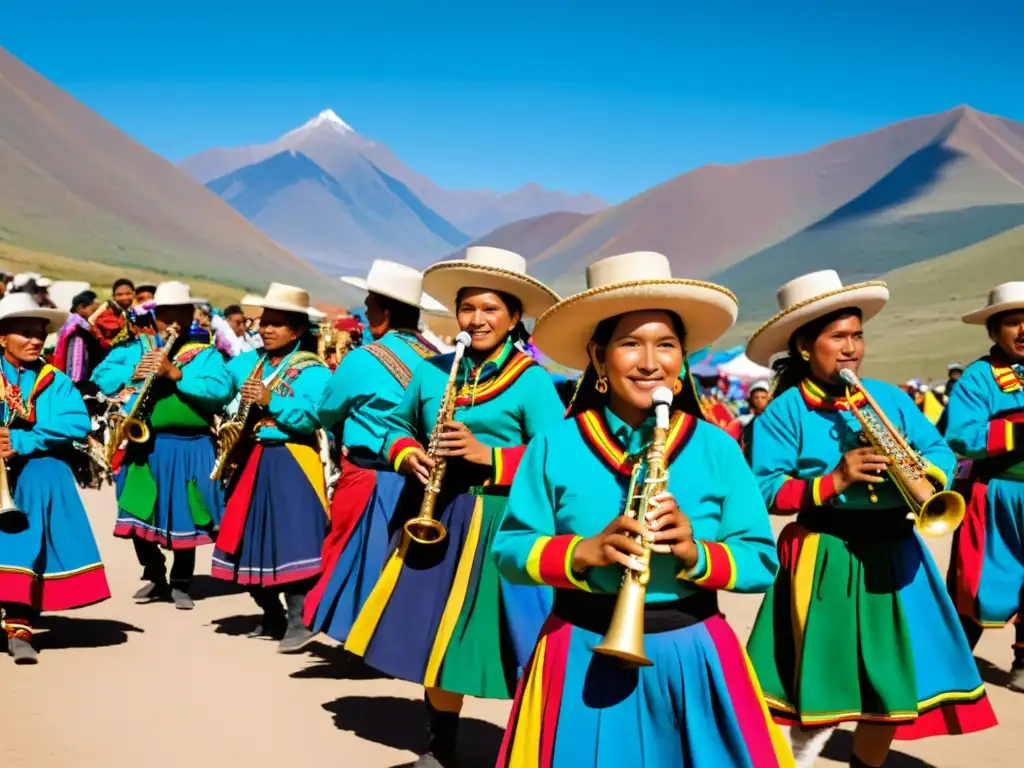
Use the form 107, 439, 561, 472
210, 360, 266, 481
403, 331, 472, 545
839, 368, 966, 537
593, 386, 675, 666
0, 389, 25, 529
119, 324, 181, 445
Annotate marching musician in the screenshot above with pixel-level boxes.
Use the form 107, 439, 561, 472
0, 293, 111, 664
209, 284, 331, 653
493, 252, 790, 768
53, 290, 103, 384
304, 260, 443, 644
91, 278, 137, 351
344, 247, 564, 768
943, 282, 1024, 691
91, 281, 233, 611
743, 271, 996, 768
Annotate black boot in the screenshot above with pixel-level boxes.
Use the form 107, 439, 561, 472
247, 588, 286, 640
416, 693, 459, 768
277, 593, 315, 654
1009, 627, 1024, 693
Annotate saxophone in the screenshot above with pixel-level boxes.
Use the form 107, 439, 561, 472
119, 324, 181, 445
403, 331, 472, 545
839, 369, 965, 537
210, 360, 265, 481
593, 385, 674, 667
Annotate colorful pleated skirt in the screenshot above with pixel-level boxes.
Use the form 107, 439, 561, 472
303, 460, 405, 637
497, 592, 793, 768
948, 476, 1024, 626
345, 487, 553, 699
113, 432, 224, 550
746, 510, 998, 739
0, 456, 110, 611
211, 442, 329, 586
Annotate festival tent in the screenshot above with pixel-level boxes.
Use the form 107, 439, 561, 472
718, 353, 773, 383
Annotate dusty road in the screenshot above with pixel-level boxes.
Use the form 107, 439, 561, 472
3, 488, 1021, 767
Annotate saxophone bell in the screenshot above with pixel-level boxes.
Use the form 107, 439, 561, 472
403, 331, 473, 546
838, 368, 966, 537
592, 385, 674, 667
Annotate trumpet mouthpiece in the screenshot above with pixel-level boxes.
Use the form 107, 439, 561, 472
454, 331, 472, 349
652, 386, 673, 406
839, 369, 858, 386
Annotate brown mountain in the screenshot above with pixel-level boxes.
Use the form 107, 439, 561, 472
446, 211, 593, 261
477, 106, 1024, 315
0, 47, 349, 302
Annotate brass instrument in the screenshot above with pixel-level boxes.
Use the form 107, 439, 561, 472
592, 386, 674, 667
0, 385, 26, 528
839, 369, 965, 537
118, 324, 181, 445
403, 331, 472, 545
210, 360, 265, 481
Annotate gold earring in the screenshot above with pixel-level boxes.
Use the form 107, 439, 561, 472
800, 350, 810, 361
672, 378, 683, 395
595, 374, 609, 394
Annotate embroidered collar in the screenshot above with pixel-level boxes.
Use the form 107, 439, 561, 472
986, 348, 1024, 393
459, 336, 514, 387
392, 329, 439, 358
798, 377, 867, 412
0, 357, 56, 425
453, 346, 533, 408
576, 406, 695, 475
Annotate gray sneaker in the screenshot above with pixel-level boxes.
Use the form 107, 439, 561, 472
171, 589, 195, 610
277, 625, 315, 654
8, 636, 38, 665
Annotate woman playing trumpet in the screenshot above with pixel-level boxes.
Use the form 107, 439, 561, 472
744, 271, 996, 768
345, 247, 564, 768
210, 284, 331, 653
493, 252, 789, 768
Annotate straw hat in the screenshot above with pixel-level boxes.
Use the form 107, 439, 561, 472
340, 259, 449, 313
241, 283, 312, 316
0, 292, 67, 334
962, 282, 1024, 325
746, 270, 889, 366
532, 251, 738, 371
152, 281, 206, 308
423, 246, 559, 318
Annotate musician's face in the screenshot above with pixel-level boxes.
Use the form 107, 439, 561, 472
113, 284, 135, 309
136, 290, 154, 303
225, 312, 246, 338
749, 390, 769, 415
802, 313, 864, 383
0, 318, 47, 363
155, 305, 193, 334
591, 310, 684, 416
456, 289, 520, 355
259, 309, 304, 352
990, 310, 1024, 363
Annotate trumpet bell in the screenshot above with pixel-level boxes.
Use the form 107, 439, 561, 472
591, 579, 652, 666
122, 418, 149, 444
915, 489, 966, 537
404, 516, 448, 545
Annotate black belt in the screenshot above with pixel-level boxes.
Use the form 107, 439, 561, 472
552, 589, 719, 634
797, 507, 912, 542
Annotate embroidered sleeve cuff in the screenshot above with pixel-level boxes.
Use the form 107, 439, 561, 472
388, 436, 424, 472
772, 474, 838, 512
678, 541, 736, 591
493, 445, 526, 486
525, 535, 591, 591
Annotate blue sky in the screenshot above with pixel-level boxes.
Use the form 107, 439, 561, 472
4, 1, 1023, 202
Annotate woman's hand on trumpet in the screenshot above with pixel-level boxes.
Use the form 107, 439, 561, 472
436, 420, 491, 465
133, 350, 181, 382
0, 427, 13, 459
240, 380, 271, 407
571, 516, 651, 574
831, 447, 891, 495
645, 491, 699, 570
399, 447, 434, 485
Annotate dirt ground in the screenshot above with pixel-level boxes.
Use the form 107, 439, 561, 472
2, 489, 1020, 767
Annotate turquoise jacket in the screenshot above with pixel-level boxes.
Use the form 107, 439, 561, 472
383, 337, 564, 487
751, 377, 956, 513
2, 358, 90, 457
226, 348, 331, 443
493, 407, 779, 602
89, 336, 234, 422
943, 353, 1024, 481
318, 330, 437, 468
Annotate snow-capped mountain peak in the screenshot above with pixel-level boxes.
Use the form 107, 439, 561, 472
282, 108, 354, 139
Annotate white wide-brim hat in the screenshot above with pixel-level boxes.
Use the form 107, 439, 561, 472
962, 282, 1024, 325
746, 270, 889, 366
532, 251, 738, 371
423, 246, 559, 319
0, 292, 67, 334
242, 282, 312, 316
153, 281, 206, 308
340, 259, 449, 313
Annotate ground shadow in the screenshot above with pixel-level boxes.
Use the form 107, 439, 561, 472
290, 644, 389, 681
30, 615, 143, 651
210, 613, 261, 636
975, 656, 1012, 688
822, 729, 938, 767
324, 695, 504, 765
191, 575, 244, 601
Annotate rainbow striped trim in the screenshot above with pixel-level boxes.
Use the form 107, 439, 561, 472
493, 445, 526, 486
986, 417, 1023, 455
798, 378, 867, 412
525, 535, 591, 591
990, 359, 1023, 393
772, 473, 838, 513
455, 351, 534, 407
388, 436, 424, 471
576, 408, 695, 475
679, 540, 737, 590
